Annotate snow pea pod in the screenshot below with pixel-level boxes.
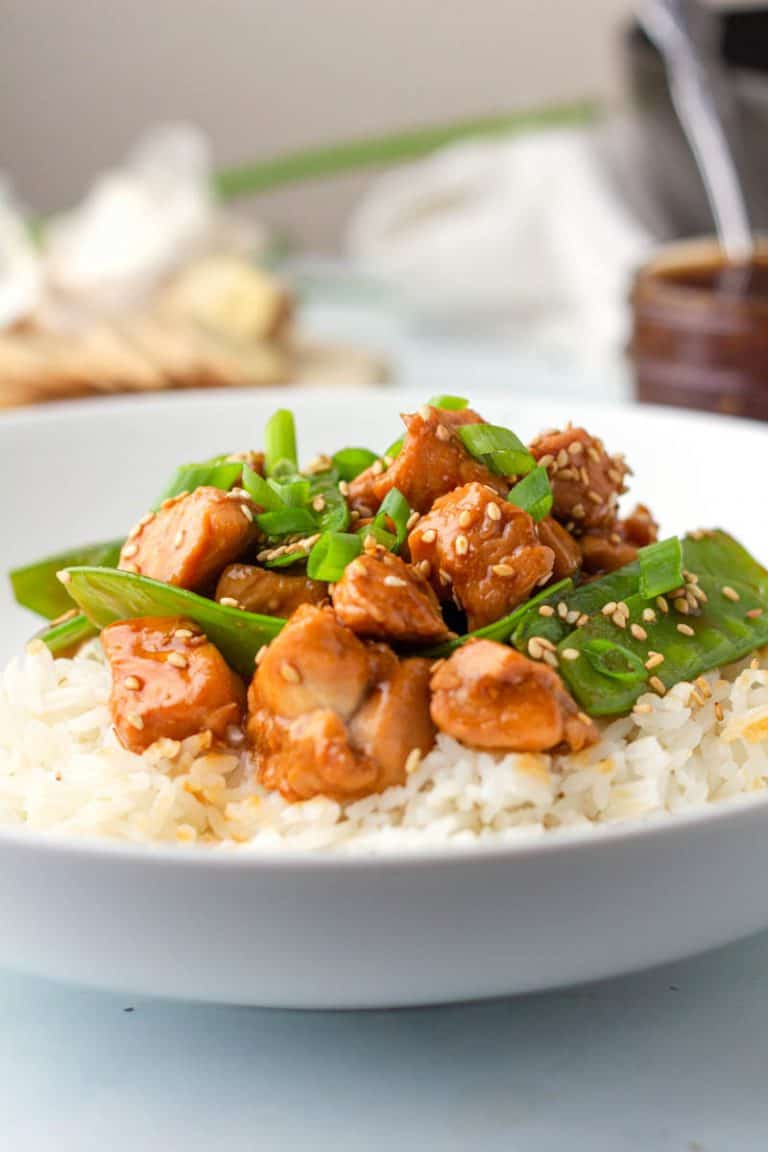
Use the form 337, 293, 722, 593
10, 538, 124, 620
60, 567, 284, 677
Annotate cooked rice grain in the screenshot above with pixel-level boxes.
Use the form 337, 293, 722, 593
1, 639, 768, 853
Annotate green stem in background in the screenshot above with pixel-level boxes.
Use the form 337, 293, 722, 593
214, 101, 598, 200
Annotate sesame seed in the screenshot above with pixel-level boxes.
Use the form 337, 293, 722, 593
174, 628, 195, 639
747, 608, 764, 619
421, 528, 437, 544
608, 468, 623, 484
561, 648, 580, 661
312, 495, 326, 512
405, 748, 422, 775
371, 460, 384, 476
557, 602, 568, 620
127, 713, 144, 731
642, 608, 656, 623
656, 595, 669, 614
338, 481, 350, 496
219, 596, 241, 608
538, 604, 555, 617
601, 601, 617, 616
240, 504, 254, 523
363, 534, 378, 553
167, 652, 188, 669
383, 575, 408, 587
255, 647, 267, 666
528, 638, 544, 659
280, 662, 301, 684
121, 543, 138, 559
458, 509, 473, 529
454, 534, 469, 556
406, 512, 420, 530
691, 585, 708, 603
556, 449, 569, 468
568, 441, 583, 456
721, 585, 740, 602
491, 563, 515, 577
587, 490, 603, 505
538, 454, 555, 470
577, 613, 590, 627
124, 676, 142, 691
715, 701, 724, 722
683, 569, 698, 584
673, 597, 690, 615
587, 446, 601, 463
571, 503, 585, 520
566, 609, 581, 625
542, 651, 559, 668
649, 676, 666, 696
486, 502, 502, 521
56, 570, 72, 584
612, 611, 628, 629
634, 703, 652, 715
536, 637, 557, 652
577, 711, 591, 726
630, 623, 647, 641
580, 468, 590, 487
695, 676, 712, 698
174, 530, 185, 549
645, 652, 664, 670
438, 568, 452, 585
676, 623, 695, 636
435, 424, 451, 442
617, 602, 629, 615
418, 560, 432, 577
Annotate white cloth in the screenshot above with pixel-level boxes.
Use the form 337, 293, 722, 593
347, 125, 655, 374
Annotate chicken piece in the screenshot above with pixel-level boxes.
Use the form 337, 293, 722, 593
251, 604, 372, 721
120, 487, 256, 592
215, 564, 327, 616
529, 427, 630, 533
537, 516, 582, 580
347, 405, 507, 515
348, 657, 435, 782
430, 639, 597, 753
580, 503, 660, 575
408, 482, 554, 630
331, 548, 451, 644
102, 617, 245, 753
256, 708, 383, 802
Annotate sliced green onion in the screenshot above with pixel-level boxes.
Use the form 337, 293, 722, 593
457, 423, 535, 477
242, 466, 284, 511
311, 474, 350, 534
639, 537, 684, 599
507, 466, 552, 522
332, 447, 379, 482
307, 533, 362, 581
370, 487, 411, 551
580, 638, 648, 684
264, 409, 297, 476
427, 394, 469, 411
155, 457, 242, 508
358, 522, 398, 551
384, 436, 404, 461
268, 477, 311, 508
256, 508, 317, 537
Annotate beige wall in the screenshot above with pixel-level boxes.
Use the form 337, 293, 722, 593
0, 0, 636, 247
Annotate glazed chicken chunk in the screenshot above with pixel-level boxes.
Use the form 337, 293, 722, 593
408, 482, 555, 629
529, 426, 629, 533
580, 503, 659, 575
347, 405, 507, 515
536, 516, 582, 580
331, 547, 452, 644
119, 486, 256, 592
215, 564, 327, 616
430, 639, 597, 753
247, 605, 435, 801
102, 616, 245, 753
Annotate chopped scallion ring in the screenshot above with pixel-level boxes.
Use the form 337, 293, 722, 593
255, 508, 317, 537
638, 537, 684, 599
457, 423, 536, 477
264, 409, 298, 476
332, 447, 379, 482
507, 466, 552, 521
427, 394, 469, 411
307, 532, 363, 581
242, 466, 284, 511
369, 487, 411, 551
384, 436, 404, 461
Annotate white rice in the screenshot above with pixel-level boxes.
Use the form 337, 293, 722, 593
2, 637, 768, 854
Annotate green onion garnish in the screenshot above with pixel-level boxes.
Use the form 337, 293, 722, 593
384, 436, 404, 461
155, 457, 243, 508
368, 487, 411, 552
507, 466, 552, 522
332, 447, 379, 482
580, 637, 648, 684
256, 508, 317, 537
457, 424, 536, 477
242, 466, 284, 511
427, 394, 469, 411
269, 477, 311, 508
264, 409, 298, 476
307, 532, 363, 581
638, 537, 684, 599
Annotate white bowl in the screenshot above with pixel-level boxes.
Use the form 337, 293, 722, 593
2, 387, 768, 1008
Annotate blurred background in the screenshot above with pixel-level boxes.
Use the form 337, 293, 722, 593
1, 0, 767, 412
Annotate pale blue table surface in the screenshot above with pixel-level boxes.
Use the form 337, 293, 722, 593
2, 286, 759, 1150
